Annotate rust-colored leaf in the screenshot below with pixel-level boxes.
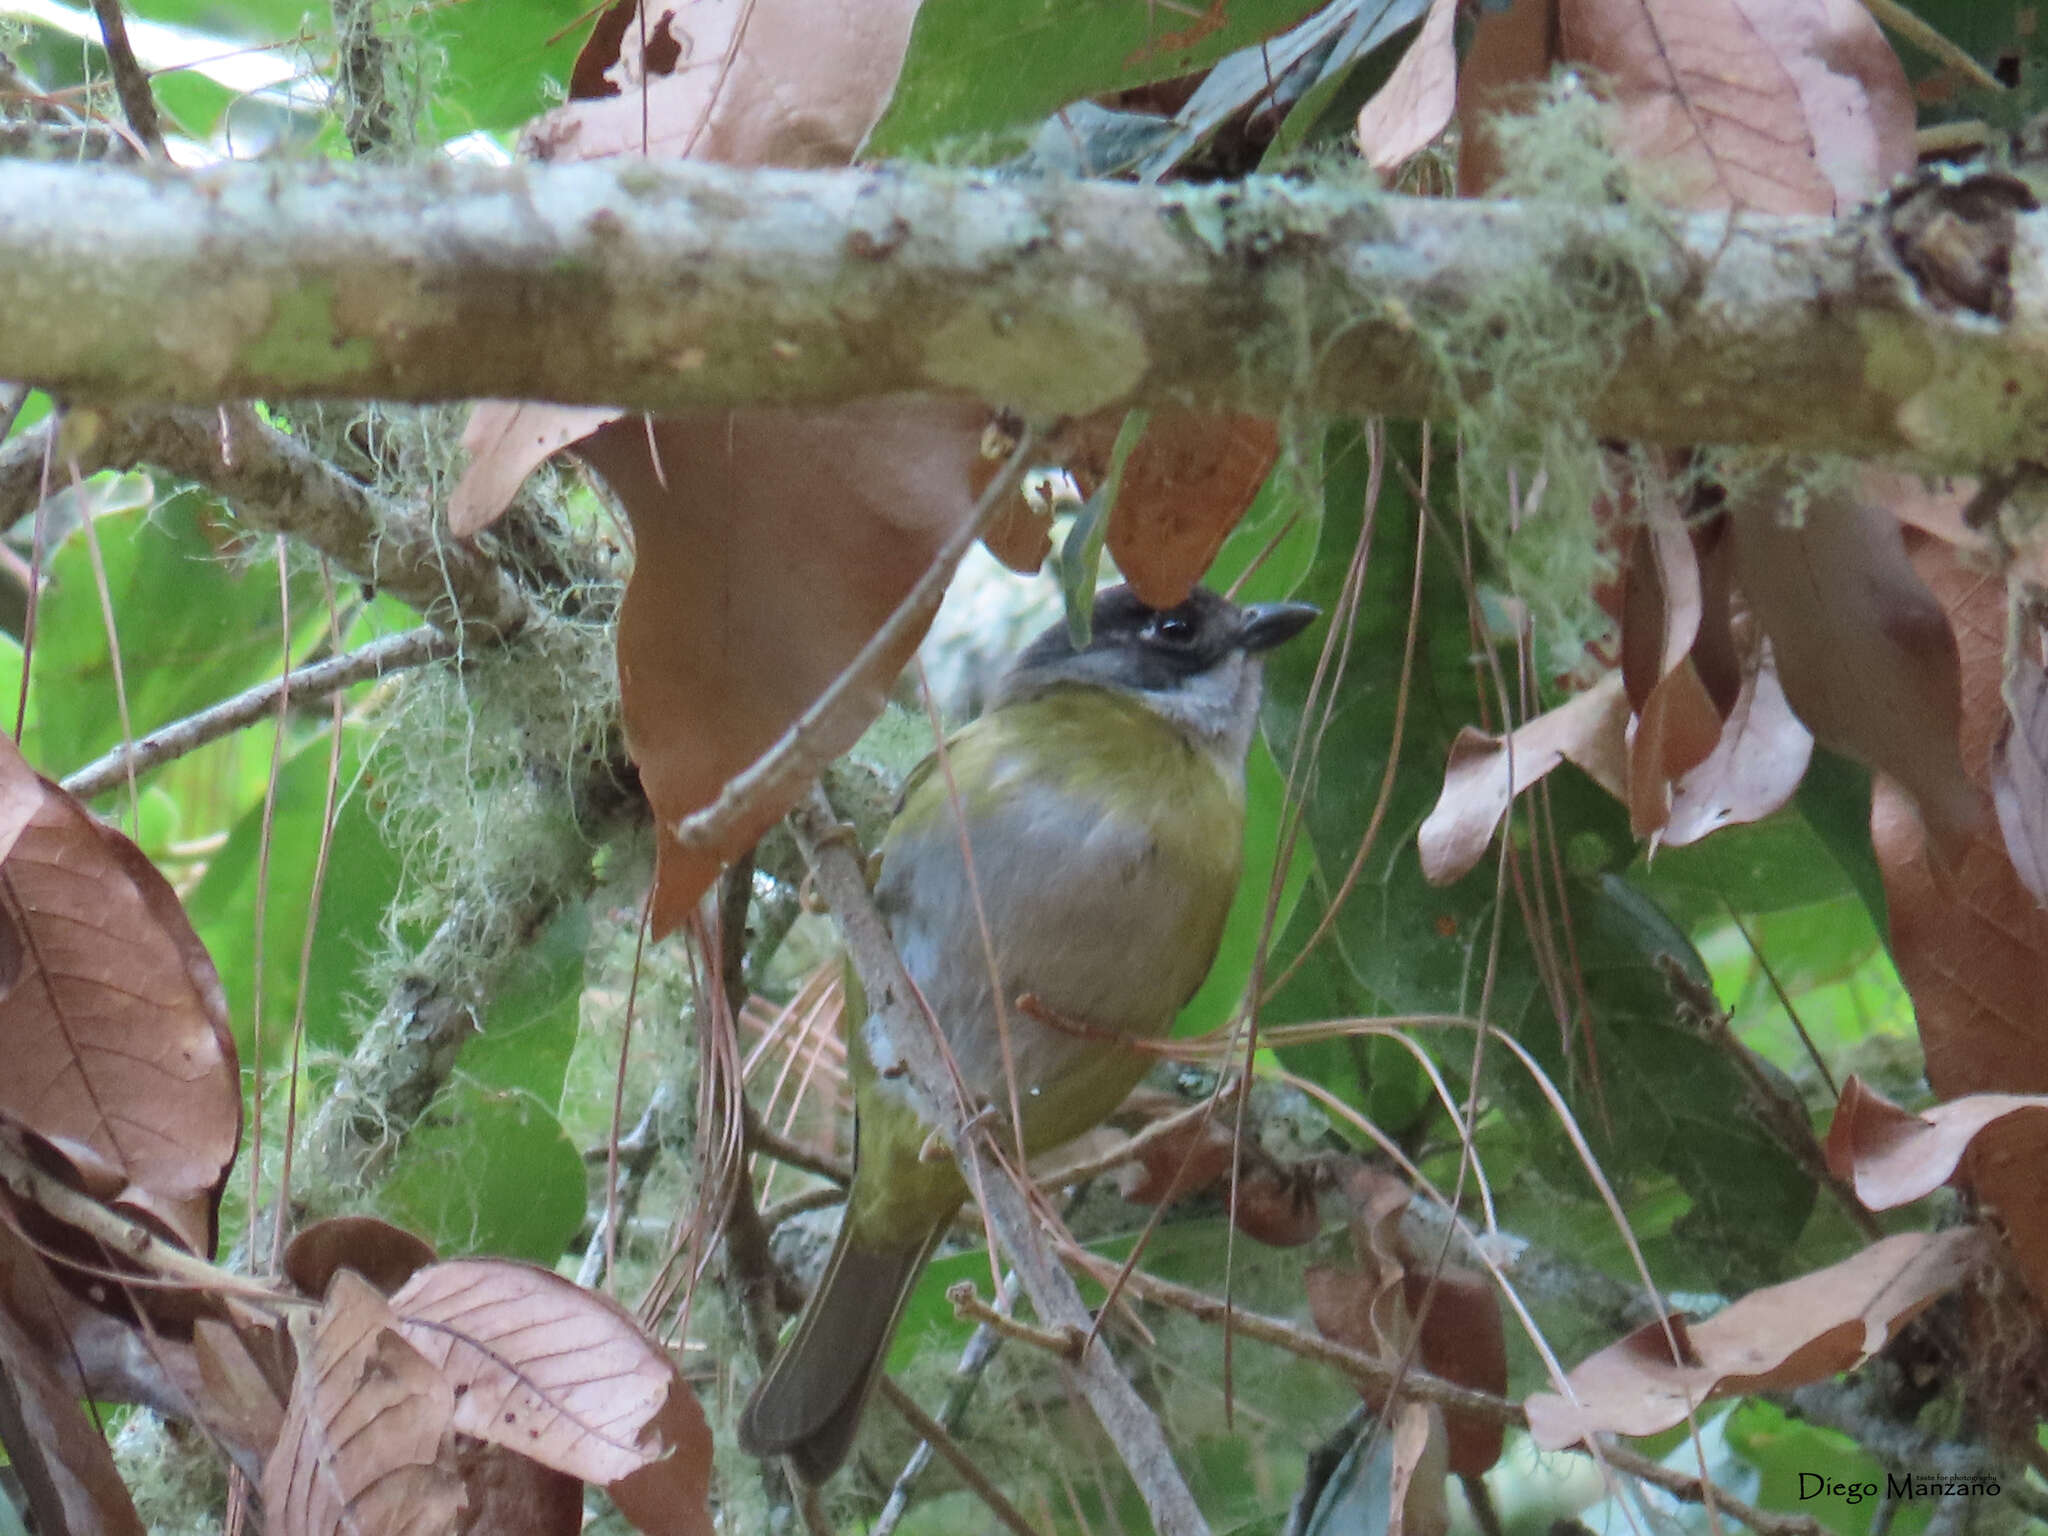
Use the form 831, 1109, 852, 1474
1620, 494, 1725, 836
0, 735, 239, 1256
1116, 1118, 1236, 1206
1826, 1076, 2048, 1211
452, 1439, 583, 1536
603, 1378, 717, 1536
1660, 627, 1812, 846
1993, 646, 2048, 908
1732, 480, 1981, 859
1404, 1267, 1508, 1476
388, 1259, 702, 1500
0, 1269, 148, 1536
1355, 0, 1460, 172
1872, 538, 2046, 1093
583, 403, 989, 934
1419, 671, 1630, 884
1227, 1165, 1323, 1248
262, 1269, 465, 1536
1454, 0, 1558, 195
1556, 0, 1914, 214
1108, 410, 1280, 610
1524, 1229, 1985, 1448
285, 1216, 438, 1300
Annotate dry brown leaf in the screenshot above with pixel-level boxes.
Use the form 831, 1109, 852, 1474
1993, 646, 2048, 908
1872, 537, 2048, 1100
0, 736, 239, 1257
452, 1438, 583, 1536
602, 1379, 717, 1536
1356, 0, 1461, 172
1732, 481, 1981, 859
1660, 629, 1812, 846
1404, 1266, 1508, 1476
1557, 0, 1914, 214
1419, 671, 1630, 884
1620, 495, 1725, 836
449, 0, 926, 536
1116, 1118, 1236, 1206
285, 1215, 439, 1300
0, 1270, 148, 1536
584, 403, 988, 933
1108, 410, 1281, 609
1825, 1075, 2048, 1211
1227, 1166, 1325, 1248
1453, 0, 1557, 194
1525, 1228, 1985, 1448
388, 1258, 702, 1500
447, 405, 617, 539
263, 1269, 466, 1536
193, 1313, 290, 1468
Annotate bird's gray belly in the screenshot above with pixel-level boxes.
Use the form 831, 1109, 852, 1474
876, 782, 1202, 1103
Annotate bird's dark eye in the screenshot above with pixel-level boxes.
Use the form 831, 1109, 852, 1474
1149, 613, 1197, 645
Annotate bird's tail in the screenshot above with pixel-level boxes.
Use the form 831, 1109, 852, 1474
737, 1215, 945, 1483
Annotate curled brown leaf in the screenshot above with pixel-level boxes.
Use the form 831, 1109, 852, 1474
1524, 1229, 1985, 1449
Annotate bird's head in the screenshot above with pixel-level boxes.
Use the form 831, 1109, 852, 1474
994, 585, 1319, 759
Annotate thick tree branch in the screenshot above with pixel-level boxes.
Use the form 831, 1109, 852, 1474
0, 158, 2041, 465
0, 407, 527, 639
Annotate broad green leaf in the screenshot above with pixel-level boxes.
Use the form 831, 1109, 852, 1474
868, 0, 1335, 157
27, 488, 321, 780
461, 905, 589, 1111
1723, 1400, 1931, 1536
185, 731, 404, 1064
375, 1082, 585, 1261
411, 0, 592, 137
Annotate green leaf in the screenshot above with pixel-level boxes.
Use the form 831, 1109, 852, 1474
868, 0, 1334, 157
375, 1082, 586, 1261
410, 0, 593, 137
1723, 1399, 1931, 1536
185, 731, 405, 1065
461, 905, 589, 1110
26, 488, 321, 780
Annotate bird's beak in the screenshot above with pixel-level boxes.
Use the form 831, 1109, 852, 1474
1237, 601, 1320, 653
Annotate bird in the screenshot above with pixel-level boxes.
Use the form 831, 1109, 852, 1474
737, 582, 1319, 1482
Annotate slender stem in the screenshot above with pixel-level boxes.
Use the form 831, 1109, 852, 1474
61, 625, 453, 802
87, 0, 163, 155
876, 1377, 1043, 1536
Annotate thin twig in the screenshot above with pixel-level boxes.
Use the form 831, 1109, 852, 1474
874, 1270, 1024, 1536
758, 1183, 845, 1231
0, 1137, 288, 1307
742, 1099, 850, 1186
88, 0, 163, 155
575, 1082, 675, 1288
948, 1281, 1083, 1360
790, 787, 1210, 1536
674, 428, 1037, 853
876, 1376, 1043, 1536
61, 625, 453, 801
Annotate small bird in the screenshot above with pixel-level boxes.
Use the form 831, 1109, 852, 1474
738, 583, 1318, 1482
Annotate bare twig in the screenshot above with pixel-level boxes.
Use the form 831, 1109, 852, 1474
874, 1270, 1024, 1536
948, 1281, 1083, 1360
0, 407, 528, 640
876, 1376, 1043, 1536
575, 1082, 676, 1288
87, 0, 163, 155
758, 1183, 846, 1231
674, 428, 1036, 853
61, 625, 453, 801
742, 1101, 850, 1187
790, 786, 1210, 1536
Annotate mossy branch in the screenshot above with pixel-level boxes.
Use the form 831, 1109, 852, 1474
0, 158, 2042, 465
